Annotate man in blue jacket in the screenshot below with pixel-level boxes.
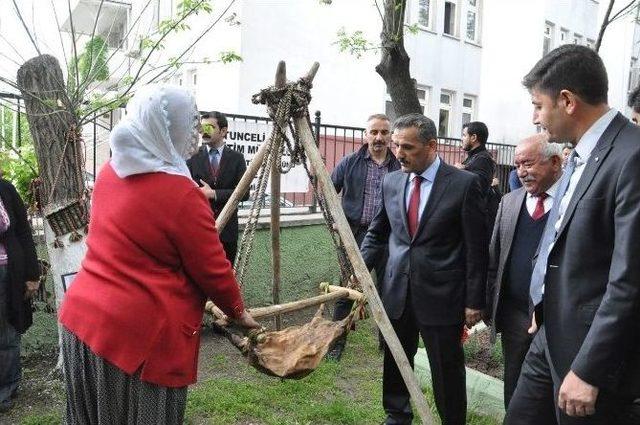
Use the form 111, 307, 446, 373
328, 113, 400, 361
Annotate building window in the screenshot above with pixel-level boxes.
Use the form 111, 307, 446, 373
418, 0, 433, 29
560, 28, 569, 44
543, 22, 554, 56
629, 57, 639, 91
462, 95, 475, 126
573, 33, 583, 45
439, 90, 454, 137
466, 0, 479, 42
444, 1, 457, 36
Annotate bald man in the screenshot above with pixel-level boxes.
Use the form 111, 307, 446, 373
486, 134, 563, 408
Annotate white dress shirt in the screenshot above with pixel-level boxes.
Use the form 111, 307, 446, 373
554, 108, 617, 233
405, 156, 441, 219
525, 178, 561, 217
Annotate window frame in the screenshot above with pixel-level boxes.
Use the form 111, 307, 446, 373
444, 0, 459, 37
438, 89, 455, 138
465, 0, 480, 43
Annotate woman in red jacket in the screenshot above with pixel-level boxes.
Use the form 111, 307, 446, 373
59, 85, 258, 424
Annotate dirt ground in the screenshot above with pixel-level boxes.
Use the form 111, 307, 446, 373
464, 329, 504, 381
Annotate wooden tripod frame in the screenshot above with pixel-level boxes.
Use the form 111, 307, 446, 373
210, 61, 435, 425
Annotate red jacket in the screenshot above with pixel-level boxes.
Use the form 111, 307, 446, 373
59, 163, 244, 388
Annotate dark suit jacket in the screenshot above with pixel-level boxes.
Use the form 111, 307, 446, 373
187, 145, 249, 243
541, 112, 640, 397
462, 145, 496, 196
0, 179, 40, 334
360, 161, 488, 326
486, 187, 527, 340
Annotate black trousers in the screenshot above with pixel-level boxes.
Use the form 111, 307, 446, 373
505, 326, 640, 425
384, 300, 466, 425
332, 224, 386, 323
499, 301, 534, 409
221, 239, 237, 266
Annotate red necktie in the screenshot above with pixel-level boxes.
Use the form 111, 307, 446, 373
407, 176, 423, 237
531, 192, 548, 220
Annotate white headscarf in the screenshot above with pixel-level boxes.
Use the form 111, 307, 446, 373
110, 84, 200, 180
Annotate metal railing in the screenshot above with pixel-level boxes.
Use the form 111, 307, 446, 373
1, 89, 517, 206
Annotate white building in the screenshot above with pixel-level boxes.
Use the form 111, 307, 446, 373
4, 0, 639, 151
480, 0, 640, 144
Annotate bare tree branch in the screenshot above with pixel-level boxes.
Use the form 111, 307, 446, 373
78, 0, 216, 122
67, 0, 82, 100
145, 0, 237, 84
12, 0, 42, 56
51, 0, 71, 84
0, 33, 27, 64
609, 0, 640, 23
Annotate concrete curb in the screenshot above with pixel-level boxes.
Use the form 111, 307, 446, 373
238, 212, 325, 230
414, 324, 506, 422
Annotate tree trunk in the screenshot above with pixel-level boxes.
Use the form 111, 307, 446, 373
595, 0, 616, 52
16, 54, 88, 367
376, 0, 423, 117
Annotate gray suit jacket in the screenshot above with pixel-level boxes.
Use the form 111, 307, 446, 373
541, 112, 640, 397
360, 161, 488, 326
486, 187, 527, 341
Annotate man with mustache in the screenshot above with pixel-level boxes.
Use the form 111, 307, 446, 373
328, 113, 400, 361
486, 134, 562, 409
361, 113, 487, 425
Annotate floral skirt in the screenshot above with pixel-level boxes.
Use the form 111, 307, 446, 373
62, 327, 187, 425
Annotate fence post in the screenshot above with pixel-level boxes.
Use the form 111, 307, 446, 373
16, 99, 22, 147
310, 110, 322, 213
93, 112, 97, 181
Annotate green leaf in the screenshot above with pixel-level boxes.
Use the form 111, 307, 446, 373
218, 51, 243, 64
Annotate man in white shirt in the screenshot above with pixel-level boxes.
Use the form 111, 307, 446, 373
486, 134, 563, 410
505, 44, 640, 425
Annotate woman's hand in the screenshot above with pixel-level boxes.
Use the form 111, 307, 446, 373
233, 310, 260, 329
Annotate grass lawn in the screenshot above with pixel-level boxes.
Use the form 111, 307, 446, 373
12, 225, 502, 425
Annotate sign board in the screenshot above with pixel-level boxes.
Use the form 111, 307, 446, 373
224, 120, 309, 194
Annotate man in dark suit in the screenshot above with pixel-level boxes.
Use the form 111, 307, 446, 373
187, 111, 248, 264
360, 113, 488, 425
486, 134, 562, 409
505, 44, 640, 425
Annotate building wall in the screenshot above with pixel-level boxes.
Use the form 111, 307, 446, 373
7, 0, 638, 159
478, 0, 633, 146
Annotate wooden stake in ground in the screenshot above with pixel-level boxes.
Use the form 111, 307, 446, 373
270, 61, 286, 330
214, 61, 434, 425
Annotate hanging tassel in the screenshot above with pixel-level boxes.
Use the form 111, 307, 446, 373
53, 238, 64, 248
68, 230, 83, 243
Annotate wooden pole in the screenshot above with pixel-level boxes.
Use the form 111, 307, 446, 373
271, 61, 286, 330
294, 63, 434, 425
321, 283, 365, 302
206, 290, 352, 321
216, 137, 271, 232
